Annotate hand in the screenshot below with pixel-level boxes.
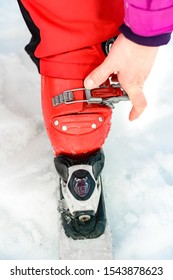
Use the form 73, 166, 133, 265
84, 34, 158, 121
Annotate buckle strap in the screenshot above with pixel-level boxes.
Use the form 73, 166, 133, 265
52, 80, 129, 109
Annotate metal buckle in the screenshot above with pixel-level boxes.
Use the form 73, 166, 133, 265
52, 79, 129, 109
52, 87, 103, 107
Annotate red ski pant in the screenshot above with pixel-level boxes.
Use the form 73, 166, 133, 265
18, 0, 124, 156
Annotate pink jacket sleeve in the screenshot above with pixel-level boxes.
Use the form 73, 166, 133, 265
124, 0, 173, 36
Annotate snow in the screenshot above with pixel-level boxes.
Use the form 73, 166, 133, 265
1, 0, 173, 260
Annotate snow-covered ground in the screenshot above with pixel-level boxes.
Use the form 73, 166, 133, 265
1, 1, 173, 260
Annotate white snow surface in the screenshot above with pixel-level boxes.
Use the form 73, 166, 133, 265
1, 1, 173, 260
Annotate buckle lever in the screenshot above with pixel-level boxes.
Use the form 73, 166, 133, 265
85, 89, 102, 104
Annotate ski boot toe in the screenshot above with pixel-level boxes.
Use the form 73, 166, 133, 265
55, 150, 106, 240
62, 186, 106, 240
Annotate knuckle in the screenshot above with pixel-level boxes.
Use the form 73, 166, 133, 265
126, 84, 144, 95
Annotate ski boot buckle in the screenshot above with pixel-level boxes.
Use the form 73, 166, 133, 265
52, 77, 129, 109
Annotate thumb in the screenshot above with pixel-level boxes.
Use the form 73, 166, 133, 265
84, 59, 115, 89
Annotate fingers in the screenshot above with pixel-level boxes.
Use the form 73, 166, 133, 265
126, 85, 147, 121
84, 32, 154, 121
84, 65, 147, 121
84, 58, 116, 89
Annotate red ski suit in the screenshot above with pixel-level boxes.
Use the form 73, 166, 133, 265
18, 0, 124, 156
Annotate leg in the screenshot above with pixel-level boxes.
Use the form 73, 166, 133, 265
17, 0, 124, 79
17, 0, 124, 238
17, 0, 124, 156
